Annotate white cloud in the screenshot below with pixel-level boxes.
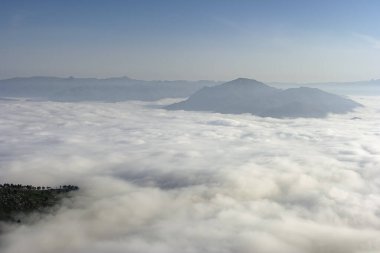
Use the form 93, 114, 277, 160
355, 33, 380, 49
0, 97, 380, 253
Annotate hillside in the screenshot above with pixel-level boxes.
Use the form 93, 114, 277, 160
166, 78, 362, 118
0, 183, 79, 223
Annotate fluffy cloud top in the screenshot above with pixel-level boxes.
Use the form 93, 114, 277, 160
0, 97, 380, 253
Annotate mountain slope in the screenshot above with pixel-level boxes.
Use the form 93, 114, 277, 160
166, 78, 361, 118
270, 79, 380, 96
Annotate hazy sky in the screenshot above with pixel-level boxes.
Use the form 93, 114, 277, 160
1, 0, 380, 82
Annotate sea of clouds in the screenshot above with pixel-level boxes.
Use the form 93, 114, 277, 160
0, 96, 380, 253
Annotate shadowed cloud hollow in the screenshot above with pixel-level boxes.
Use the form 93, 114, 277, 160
166, 78, 362, 118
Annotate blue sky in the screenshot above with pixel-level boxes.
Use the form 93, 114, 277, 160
1, 0, 380, 82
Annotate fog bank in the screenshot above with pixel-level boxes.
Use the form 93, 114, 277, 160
0, 97, 380, 253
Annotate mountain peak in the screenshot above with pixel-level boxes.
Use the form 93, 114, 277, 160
166, 78, 361, 118
222, 78, 267, 88
234, 77, 258, 82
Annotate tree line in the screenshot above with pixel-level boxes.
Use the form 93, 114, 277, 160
0, 183, 79, 223
0, 183, 79, 192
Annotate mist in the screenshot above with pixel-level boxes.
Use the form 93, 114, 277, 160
2, 0, 380, 251
1, 96, 380, 253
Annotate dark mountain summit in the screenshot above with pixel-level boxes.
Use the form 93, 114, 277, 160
166, 78, 361, 118
167, 78, 279, 114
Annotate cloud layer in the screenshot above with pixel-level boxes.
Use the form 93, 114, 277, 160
0, 97, 380, 253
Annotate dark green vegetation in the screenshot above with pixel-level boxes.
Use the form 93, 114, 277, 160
0, 183, 79, 223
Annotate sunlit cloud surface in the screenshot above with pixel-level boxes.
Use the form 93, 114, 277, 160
0, 97, 380, 253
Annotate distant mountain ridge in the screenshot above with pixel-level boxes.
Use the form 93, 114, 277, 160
0, 76, 221, 102
166, 78, 362, 118
270, 79, 380, 96
1, 76, 377, 103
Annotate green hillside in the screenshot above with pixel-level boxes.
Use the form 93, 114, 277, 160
0, 183, 79, 223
